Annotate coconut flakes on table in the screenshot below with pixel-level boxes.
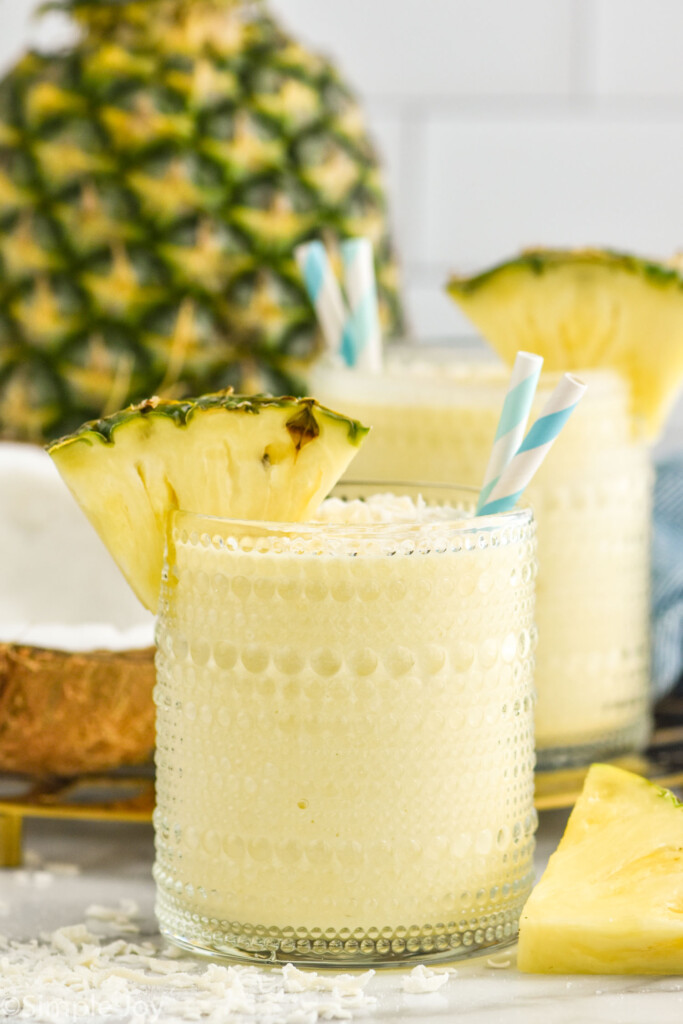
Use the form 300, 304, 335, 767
13, 869, 54, 889
282, 964, 375, 996
85, 898, 141, 935
20, 849, 80, 878
46, 862, 81, 877
10, 857, 80, 898
401, 963, 451, 994
0, 906, 379, 1023
486, 954, 512, 969
86, 897, 140, 920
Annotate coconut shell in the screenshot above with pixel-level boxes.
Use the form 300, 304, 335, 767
0, 643, 156, 777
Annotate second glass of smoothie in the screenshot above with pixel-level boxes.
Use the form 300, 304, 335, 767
311, 350, 653, 769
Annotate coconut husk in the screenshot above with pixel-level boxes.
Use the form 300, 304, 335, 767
0, 642, 156, 777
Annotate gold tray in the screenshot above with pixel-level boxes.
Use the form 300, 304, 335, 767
0, 767, 155, 866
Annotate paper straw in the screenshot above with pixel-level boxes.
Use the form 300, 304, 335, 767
477, 373, 587, 517
476, 351, 543, 512
340, 237, 383, 372
295, 241, 356, 365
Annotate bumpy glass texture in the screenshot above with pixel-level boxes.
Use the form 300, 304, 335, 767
312, 361, 653, 769
154, 493, 537, 966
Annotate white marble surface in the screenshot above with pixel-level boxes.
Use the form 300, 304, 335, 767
1, 810, 682, 1023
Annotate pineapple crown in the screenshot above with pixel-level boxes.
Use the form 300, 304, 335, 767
40, 0, 259, 36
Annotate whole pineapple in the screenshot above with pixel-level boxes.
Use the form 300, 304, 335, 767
0, 0, 404, 442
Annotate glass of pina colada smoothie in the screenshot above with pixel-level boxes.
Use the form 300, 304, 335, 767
310, 350, 653, 770
153, 483, 537, 967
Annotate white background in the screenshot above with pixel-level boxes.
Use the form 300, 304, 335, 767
2, 0, 683, 448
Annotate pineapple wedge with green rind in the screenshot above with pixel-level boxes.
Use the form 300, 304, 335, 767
48, 393, 369, 613
447, 248, 683, 437
518, 764, 683, 974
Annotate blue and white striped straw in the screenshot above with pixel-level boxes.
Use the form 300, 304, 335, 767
340, 237, 382, 371
476, 351, 543, 512
294, 241, 357, 365
477, 373, 587, 517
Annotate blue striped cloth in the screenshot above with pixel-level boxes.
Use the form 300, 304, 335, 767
652, 455, 683, 697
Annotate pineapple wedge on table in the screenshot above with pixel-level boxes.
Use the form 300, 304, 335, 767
447, 248, 683, 437
518, 764, 683, 974
48, 393, 369, 612
0, 0, 403, 443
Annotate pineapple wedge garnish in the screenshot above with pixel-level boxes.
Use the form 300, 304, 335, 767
48, 392, 369, 612
447, 248, 683, 437
518, 764, 683, 974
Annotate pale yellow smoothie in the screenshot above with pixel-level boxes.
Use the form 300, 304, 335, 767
310, 355, 653, 768
154, 488, 537, 966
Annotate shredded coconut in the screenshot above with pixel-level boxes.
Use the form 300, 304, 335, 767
486, 955, 512, 970
282, 964, 374, 995
44, 862, 81, 878
13, 869, 54, 889
0, 903, 380, 1023
400, 963, 450, 994
314, 493, 460, 526
23, 849, 43, 870
86, 900, 141, 935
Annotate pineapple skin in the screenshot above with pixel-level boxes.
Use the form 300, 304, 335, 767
518, 764, 683, 974
0, 0, 404, 442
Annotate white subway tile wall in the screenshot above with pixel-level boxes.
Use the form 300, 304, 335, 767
266, 0, 578, 100
419, 115, 683, 267
595, 0, 683, 97
2, 0, 682, 445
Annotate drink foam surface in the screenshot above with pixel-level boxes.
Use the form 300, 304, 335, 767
313, 492, 469, 525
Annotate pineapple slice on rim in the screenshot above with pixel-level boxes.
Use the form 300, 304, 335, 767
518, 764, 683, 974
447, 248, 683, 437
48, 392, 369, 612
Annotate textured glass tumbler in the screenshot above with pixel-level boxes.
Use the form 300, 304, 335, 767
312, 356, 653, 770
154, 485, 537, 968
